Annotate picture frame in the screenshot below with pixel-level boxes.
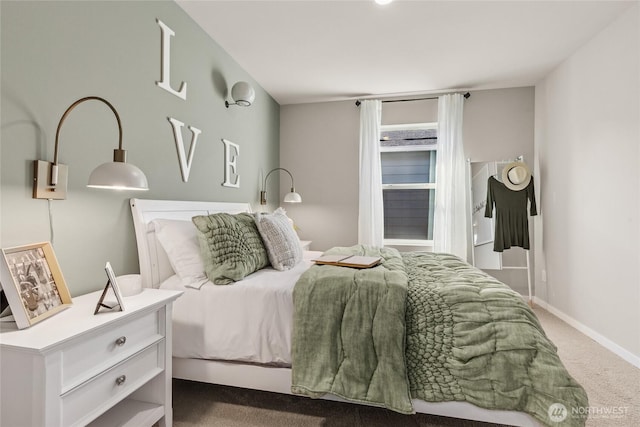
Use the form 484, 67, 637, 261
0, 242, 72, 329
94, 262, 125, 314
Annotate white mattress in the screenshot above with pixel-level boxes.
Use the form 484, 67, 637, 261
160, 251, 323, 365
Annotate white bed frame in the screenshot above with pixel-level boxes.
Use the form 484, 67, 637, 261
130, 198, 540, 427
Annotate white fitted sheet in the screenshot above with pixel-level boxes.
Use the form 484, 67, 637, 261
160, 251, 323, 365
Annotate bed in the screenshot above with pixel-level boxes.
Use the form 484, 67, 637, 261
130, 198, 587, 427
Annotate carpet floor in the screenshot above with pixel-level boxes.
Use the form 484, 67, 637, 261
172, 306, 639, 427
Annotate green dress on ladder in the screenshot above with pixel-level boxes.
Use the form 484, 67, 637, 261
484, 176, 537, 252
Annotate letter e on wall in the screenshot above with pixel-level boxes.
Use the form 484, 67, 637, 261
222, 139, 240, 188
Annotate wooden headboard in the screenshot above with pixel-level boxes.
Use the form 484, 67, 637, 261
129, 198, 252, 288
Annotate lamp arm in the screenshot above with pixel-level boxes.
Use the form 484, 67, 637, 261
53, 96, 123, 166
263, 167, 295, 191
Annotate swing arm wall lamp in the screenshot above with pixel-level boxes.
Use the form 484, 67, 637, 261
33, 96, 149, 200
260, 167, 302, 205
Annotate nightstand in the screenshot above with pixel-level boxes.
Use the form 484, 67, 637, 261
0, 288, 182, 427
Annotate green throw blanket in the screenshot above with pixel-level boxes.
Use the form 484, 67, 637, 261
291, 245, 413, 414
292, 246, 588, 427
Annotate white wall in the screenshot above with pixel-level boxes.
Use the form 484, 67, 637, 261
281, 87, 535, 293
534, 4, 639, 362
280, 101, 360, 250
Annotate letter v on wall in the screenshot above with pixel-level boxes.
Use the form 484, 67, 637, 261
168, 117, 201, 182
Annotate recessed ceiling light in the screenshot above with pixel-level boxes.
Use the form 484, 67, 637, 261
375, 0, 393, 5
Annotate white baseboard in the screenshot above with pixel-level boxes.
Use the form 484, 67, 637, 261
533, 297, 640, 369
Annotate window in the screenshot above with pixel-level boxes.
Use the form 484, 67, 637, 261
380, 123, 437, 246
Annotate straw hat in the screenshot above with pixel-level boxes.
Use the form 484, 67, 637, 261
502, 161, 531, 191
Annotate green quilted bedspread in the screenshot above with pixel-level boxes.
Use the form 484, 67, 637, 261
404, 251, 588, 426
292, 247, 588, 427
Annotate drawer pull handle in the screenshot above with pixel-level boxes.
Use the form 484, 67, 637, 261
115, 375, 126, 386
115, 336, 127, 346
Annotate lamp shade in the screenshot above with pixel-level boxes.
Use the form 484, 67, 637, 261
231, 81, 255, 107
283, 191, 302, 203
87, 161, 149, 190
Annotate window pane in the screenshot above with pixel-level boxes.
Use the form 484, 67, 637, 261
381, 151, 437, 184
380, 128, 437, 148
383, 189, 435, 240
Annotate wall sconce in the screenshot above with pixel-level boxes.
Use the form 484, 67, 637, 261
260, 168, 302, 205
225, 81, 255, 108
33, 96, 149, 199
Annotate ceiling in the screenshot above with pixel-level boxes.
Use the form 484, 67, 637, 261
177, 0, 635, 105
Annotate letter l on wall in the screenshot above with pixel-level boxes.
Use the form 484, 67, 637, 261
156, 19, 187, 100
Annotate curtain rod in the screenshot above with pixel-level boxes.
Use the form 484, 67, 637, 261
355, 91, 470, 106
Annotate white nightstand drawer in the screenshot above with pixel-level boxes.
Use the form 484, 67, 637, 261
1, 289, 181, 427
61, 310, 162, 392
61, 343, 163, 427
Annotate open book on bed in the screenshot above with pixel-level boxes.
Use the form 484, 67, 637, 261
312, 254, 382, 268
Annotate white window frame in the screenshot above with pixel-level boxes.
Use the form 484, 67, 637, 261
380, 122, 438, 248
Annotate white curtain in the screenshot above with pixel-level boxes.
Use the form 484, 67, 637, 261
433, 94, 468, 260
358, 99, 384, 247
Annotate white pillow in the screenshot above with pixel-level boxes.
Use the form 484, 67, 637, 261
151, 219, 206, 283
254, 208, 303, 271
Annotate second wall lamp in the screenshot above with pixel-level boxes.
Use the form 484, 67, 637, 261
225, 81, 255, 108
33, 96, 149, 199
260, 168, 302, 205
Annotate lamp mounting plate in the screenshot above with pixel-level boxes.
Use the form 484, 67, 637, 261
33, 160, 68, 200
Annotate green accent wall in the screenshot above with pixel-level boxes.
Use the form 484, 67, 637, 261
1, 1, 280, 295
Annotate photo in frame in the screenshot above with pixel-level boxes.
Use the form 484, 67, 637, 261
94, 262, 126, 314
0, 242, 72, 329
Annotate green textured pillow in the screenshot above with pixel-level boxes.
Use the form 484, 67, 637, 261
192, 212, 269, 285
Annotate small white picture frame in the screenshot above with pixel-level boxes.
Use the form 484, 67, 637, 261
94, 262, 126, 314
